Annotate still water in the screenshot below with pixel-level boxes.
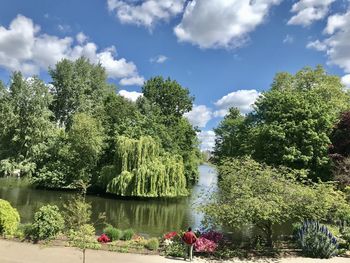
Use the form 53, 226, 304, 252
0, 165, 217, 237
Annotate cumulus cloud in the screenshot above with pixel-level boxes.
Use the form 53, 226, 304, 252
287, 0, 336, 27
214, 89, 260, 116
118, 89, 143, 102
342, 74, 350, 88
0, 14, 144, 85
174, 0, 281, 49
307, 10, 350, 84
150, 55, 168, 64
197, 130, 216, 152
107, 0, 185, 29
184, 105, 212, 128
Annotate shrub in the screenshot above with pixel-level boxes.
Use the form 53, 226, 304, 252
164, 240, 185, 257
297, 221, 338, 258
194, 237, 217, 253
15, 223, 33, 239
68, 224, 101, 249
31, 205, 64, 240
103, 225, 122, 241
0, 199, 20, 236
145, 238, 159, 251
97, 233, 111, 243
164, 231, 177, 240
62, 196, 92, 230
121, 229, 135, 241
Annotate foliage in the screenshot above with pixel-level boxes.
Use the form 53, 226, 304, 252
145, 238, 159, 251
31, 205, 64, 240
0, 199, 20, 236
103, 136, 188, 197
297, 221, 338, 258
142, 76, 193, 118
214, 66, 350, 180
121, 229, 135, 241
202, 157, 350, 247
164, 240, 185, 258
103, 225, 122, 241
15, 223, 33, 240
68, 224, 101, 263
62, 196, 92, 230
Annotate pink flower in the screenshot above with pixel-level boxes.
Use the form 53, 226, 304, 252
194, 237, 217, 253
97, 233, 110, 243
201, 231, 223, 244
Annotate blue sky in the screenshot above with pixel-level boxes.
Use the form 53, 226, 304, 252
0, 0, 350, 150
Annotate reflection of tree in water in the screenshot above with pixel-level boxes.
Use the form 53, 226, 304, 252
90, 198, 190, 236
0, 165, 216, 236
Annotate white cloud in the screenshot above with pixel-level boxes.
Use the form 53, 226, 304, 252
174, 0, 281, 49
197, 130, 216, 152
107, 0, 185, 29
150, 55, 168, 64
307, 10, 350, 79
283, 34, 294, 44
76, 32, 88, 44
287, 0, 336, 27
184, 105, 212, 128
214, 89, 260, 116
118, 89, 143, 102
342, 74, 350, 88
0, 14, 144, 85
57, 24, 71, 33
306, 40, 327, 51
119, 76, 145, 86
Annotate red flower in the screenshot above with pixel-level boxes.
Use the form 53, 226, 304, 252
201, 231, 223, 244
164, 231, 177, 240
97, 233, 111, 243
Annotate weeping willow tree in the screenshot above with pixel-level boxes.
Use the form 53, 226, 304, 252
99, 136, 188, 197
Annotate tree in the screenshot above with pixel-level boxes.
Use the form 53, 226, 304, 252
329, 111, 350, 188
0, 73, 55, 176
142, 76, 194, 118
202, 157, 350, 247
213, 107, 253, 161
213, 66, 350, 180
49, 57, 112, 128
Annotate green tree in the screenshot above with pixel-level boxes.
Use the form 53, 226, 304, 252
142, 76, 194, 118
202, 157, 350, 247
0, 73, 54, 176
49, 57, 112, 128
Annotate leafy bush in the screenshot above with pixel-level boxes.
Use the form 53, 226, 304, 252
121, 229, 135, 241
103, 225, 122, 241
145, 238, 159, 251
15, 223, 33, 239
68, 224, 101, 250
0, 199, 20, 236
31, 205, 64, 240
297, 221, 338, 258
97, 233, 111, 243
164, 241, 185, 257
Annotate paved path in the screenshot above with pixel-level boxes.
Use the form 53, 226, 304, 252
0, 239, 349, 263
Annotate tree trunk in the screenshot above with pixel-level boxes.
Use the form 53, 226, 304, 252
83, 249, 86, 263
264, 221, 273, 248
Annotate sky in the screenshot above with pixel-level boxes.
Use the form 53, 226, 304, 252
1, 0, 350, 151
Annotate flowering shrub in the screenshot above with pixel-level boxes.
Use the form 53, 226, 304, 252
194, 237, 217, 252
97, 233, 110, 243
164, 239, 174, 246
201, 231, 223, 244
164, 231, 177, 240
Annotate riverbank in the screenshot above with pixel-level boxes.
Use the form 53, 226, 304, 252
1, 239, 349, 263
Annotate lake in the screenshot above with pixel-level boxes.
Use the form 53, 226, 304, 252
0, 164, 217, 237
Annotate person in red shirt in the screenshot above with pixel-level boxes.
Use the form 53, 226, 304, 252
182, 227, 197, 261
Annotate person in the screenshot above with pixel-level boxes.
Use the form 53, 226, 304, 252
182, 227, 197, 261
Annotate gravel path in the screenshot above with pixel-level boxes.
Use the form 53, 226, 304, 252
0, 239, 349, 263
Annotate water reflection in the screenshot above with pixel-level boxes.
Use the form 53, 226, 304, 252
0, 165, 217, 236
